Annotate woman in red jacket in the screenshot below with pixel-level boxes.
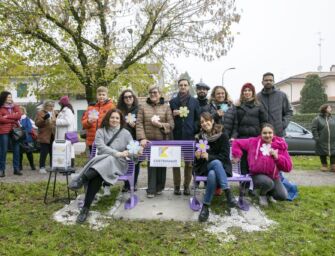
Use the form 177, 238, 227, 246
232, 123, 292, 207
0, 91, 22, 177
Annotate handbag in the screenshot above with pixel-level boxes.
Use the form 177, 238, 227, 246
20, 142, 35, 152
65, 131, 79, 144
11, 126, 26, 141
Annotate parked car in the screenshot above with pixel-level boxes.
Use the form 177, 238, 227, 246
285, 121, 315, 155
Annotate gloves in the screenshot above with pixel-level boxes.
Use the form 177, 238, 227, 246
43, 113, 50, 120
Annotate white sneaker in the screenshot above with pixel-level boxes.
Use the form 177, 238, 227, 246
39, 168, 47, 174
103, 185, 111, 196
259, 196, 269, 207
268, 196, 277, 204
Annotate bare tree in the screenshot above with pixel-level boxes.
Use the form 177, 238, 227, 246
0, 0, 240, 102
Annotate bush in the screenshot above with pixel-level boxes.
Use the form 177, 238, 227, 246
291, 113, 318, 130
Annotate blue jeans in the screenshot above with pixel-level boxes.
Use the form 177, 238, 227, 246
203, 160, 229, 205
0, 134, 20, 171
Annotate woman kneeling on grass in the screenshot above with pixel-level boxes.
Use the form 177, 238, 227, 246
232, 123, 292, 207
195, 112, 237, 222
69, 109, 141, 224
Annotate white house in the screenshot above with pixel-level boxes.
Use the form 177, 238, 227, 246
276, 65, 335, 112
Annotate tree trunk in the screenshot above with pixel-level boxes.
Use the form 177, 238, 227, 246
85, 84, 97, 104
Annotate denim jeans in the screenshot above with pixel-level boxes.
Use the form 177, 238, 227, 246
0, 133, 20, 171
203, 160, 229, 205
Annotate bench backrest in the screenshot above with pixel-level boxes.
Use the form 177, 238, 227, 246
139, 140, 196, 162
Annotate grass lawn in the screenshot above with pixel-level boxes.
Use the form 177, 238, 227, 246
0, 183, 334, 255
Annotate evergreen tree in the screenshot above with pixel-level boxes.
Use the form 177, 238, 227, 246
300, 74, 327, 113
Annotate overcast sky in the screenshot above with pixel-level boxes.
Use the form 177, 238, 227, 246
171, 0, 335, 100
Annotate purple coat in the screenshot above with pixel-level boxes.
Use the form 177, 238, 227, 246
232, 136, 292, 180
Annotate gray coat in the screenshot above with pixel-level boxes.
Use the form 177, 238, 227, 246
311, 114, 335, 156
257, 88, 293, 137
79, 127, 134, 185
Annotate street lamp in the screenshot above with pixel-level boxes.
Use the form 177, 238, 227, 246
221, 67, 236, 86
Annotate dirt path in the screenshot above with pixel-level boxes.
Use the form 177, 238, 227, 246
1, 166, 335, 187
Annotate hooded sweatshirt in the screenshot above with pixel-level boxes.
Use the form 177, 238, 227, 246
232, 136, 292, 179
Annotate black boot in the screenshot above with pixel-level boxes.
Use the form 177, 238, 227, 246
0, 170, 5, 177
174, 186, 181, 195
224, 189, 237, 208
198, 204, 209, 222
183, 186, 190, 195
76, 207, 89, 224
14, 169, 23, 176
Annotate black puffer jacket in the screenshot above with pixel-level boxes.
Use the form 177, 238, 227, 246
193, 132, 232, 177
257, 88, 293, 137
122, 105, 139, 139
209, 102, 237, 138
311, 114, 335, 156
236, 101, 268, 138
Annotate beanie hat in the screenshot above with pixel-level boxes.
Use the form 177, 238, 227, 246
59, 96, 70, 106
241, 83, 255, 95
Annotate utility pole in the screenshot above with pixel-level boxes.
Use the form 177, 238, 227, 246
317, 32, 323, 72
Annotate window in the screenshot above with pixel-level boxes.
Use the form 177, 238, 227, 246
16, 83, 28, 98
286, 122, 303, 133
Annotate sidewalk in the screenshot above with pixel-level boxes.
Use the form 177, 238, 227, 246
1, 166, 335, 187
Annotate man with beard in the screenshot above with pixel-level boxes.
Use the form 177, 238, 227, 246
257, 72, 292, 137
195, 82, 211, 113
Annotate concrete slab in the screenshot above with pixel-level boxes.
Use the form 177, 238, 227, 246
110, 189, 199, 221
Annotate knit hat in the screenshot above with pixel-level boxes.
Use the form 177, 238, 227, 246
59, 96, 70, 106
241, 83, 255, 95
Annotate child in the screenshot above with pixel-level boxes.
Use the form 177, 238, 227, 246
232, 123, 292, 206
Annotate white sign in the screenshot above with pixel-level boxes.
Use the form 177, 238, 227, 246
150, 146, 181, 167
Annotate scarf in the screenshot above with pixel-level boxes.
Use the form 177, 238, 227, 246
200, 130, 222, 143
178, 91, 190, 106
198, 97, 208, 107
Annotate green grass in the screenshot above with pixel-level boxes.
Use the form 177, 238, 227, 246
291, 156, 320, 170
0, 183, 334, 255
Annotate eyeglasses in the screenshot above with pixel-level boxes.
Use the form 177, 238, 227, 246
149, 91, 159, 95
123, 95, 133, 99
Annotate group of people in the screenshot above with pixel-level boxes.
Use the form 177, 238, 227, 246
0, 91, 76, 177
2, 71, 334, 224
68, 72, 297, 224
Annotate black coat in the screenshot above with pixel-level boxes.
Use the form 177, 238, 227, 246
123, 105, 139, 139
257, 88, 293, 137
193, 132, 232, 177
197, 98, 211, 113
209, 102, 237, 139
236, 101, 268, 138
311, 114, 335, 156
170, 95, 200, 140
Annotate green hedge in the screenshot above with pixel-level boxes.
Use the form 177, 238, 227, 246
291, 113, 318, 130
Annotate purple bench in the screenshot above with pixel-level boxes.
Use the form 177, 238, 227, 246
189, 153, 253, 211
90, 143, 138, 210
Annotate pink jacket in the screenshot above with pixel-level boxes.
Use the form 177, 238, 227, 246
232, 136, 292, 180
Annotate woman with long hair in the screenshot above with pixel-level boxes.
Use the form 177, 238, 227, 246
0, 91, 22, 177
69, 109, 140, 223
209, 85, 237, 139
117, 89, 140, 192
195, 112, 237, 222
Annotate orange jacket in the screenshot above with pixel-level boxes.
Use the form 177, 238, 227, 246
81, 99, 115, 146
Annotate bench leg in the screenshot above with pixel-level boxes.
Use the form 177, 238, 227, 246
124, 167, 138, 210
237, 182, 250, 211
44, 171, 53, 204
189, 176, 202, 211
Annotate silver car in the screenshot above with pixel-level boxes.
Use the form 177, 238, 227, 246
285, 121, 315, 155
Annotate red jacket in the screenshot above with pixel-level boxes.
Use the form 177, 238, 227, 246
81, 99, 115, 146
232, 136, 292, 180
0, 104, 22, 134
